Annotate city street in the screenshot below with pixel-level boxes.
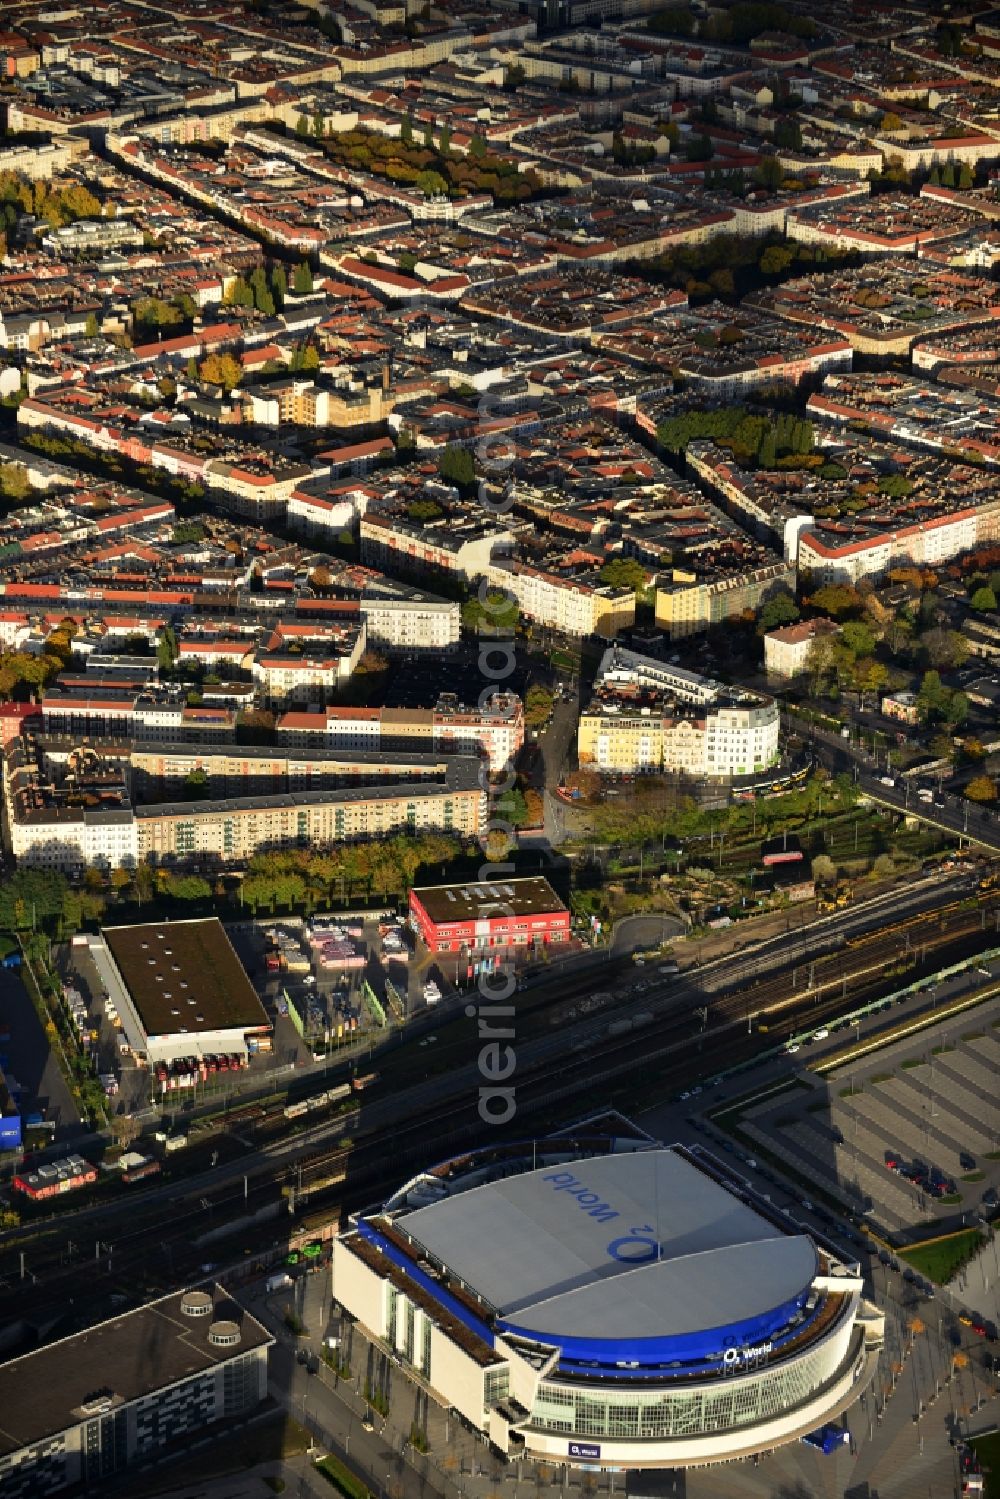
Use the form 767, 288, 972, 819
803, 718, 1000, 853
0, 965, 80, 1143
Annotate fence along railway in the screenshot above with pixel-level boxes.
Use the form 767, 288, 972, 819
1, 890, 998, 1324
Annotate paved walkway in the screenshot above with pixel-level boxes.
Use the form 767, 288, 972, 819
252, 1259, 997, 1499
0, 965, 80, 1143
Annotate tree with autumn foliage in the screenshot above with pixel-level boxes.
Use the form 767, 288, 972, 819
198, 352, 242, 391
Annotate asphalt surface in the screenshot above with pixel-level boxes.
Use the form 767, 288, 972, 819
0, 966, 80, 1143
0, 869, 982, 1295
9, 870, 1000, 1498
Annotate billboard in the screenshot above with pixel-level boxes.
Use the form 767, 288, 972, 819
0, 1111, 22, 1151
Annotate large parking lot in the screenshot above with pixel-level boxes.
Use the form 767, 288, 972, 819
725, 994, 1000, 1239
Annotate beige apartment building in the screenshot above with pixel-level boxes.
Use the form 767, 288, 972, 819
136, 772, 485, 864
11, 752, 486, 870
243, 380, 394, 429
276, 694, 523, 772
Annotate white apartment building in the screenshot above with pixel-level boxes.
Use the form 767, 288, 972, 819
486, 560, 635, 638
276, 693, 523, 773
578, 645, 780, 777
579, 695, 779, 777
704, 699, 781, 777
797, 508, 987, 586
764, 618, 840, 680
252, 637, 364, 705
596, 646, 720, 705
9, 805, 137, 873
133, 701, 236, 743
0, 612, 30, 649
361, 595, 461, 654
432, 692, 523, 772
277, 707, 383, 751
288, 486, 370, 536
361, 512, 512, 583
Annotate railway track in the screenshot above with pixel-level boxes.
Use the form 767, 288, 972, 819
0, 891, 996, 1326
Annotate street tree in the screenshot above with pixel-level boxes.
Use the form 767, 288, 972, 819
757, 590, 799, 633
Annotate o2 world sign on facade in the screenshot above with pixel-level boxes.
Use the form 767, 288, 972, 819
722, 1340, 773, 1368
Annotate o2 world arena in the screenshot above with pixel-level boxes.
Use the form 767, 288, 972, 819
332, 1136, 885, 1470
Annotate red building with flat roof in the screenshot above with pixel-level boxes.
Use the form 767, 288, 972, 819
409, 878, 569, 955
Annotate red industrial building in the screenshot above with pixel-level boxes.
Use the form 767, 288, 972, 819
13, 1155, 97, 1201
409, 878, 570, 955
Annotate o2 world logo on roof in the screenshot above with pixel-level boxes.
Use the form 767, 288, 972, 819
542, 1173, 684, 1264
542, 1173, 678, 1261
542, 1170, 621, 1229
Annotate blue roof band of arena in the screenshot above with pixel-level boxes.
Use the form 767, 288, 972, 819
390, 1147, 819, 1374
354, 1216, 498, 1349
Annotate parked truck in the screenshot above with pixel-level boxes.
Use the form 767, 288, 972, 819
801, 1425, 849, 1455
266, 1271, 293, 1293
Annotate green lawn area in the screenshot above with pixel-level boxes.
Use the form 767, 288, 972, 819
315, 1454, 371, 1499
899, 1228, 984, 1285
972, 1432, 1000, 1499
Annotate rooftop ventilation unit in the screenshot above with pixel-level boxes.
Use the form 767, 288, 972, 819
208, 1319, 241, 1348
181, 1290, 213, 1318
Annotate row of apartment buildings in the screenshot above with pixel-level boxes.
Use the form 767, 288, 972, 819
275, 693, 522, 773
576, 647, 781, 777
5, 739, 487, 872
